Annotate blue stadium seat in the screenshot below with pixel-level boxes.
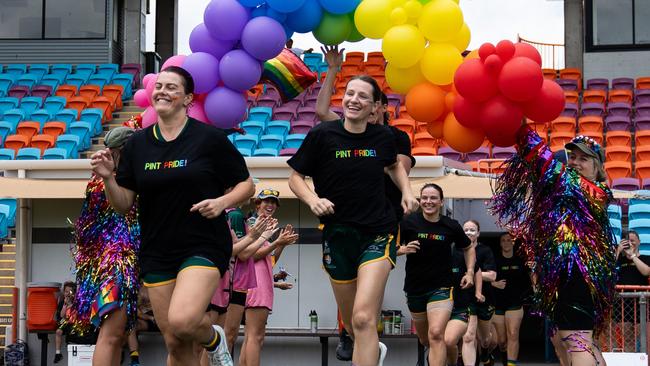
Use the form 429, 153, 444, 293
15, 147, 41, 160
111, 74, 134, 98
43, 96, 66, 116
248, 107, 273, 123
234, 135, 259, 150
80, 108, 102, 136
227, 134, 235, 144
266, 120, 290, 136
42, 147, 68, 160
96, 64, 118, 79
64, 76, 85, 90
20, 96, 44, 118
0, 97, 19, 118
253, 147, 279, 157
629, 218, 650, 246
240, 120, 265, 137
284, 134, 306, 149
75, 64, 97, 73
16, 74, 39, 89
237, 148, 252, 157
0, 148, 14, 160
607, 204, 622, 220
50, 64, 72, 77
3, 109, 25, 126
628, 192, 650, 207
55, 109, 79, 129
0, 121, 14, 144
68, 121, 92, 150
5, 64, 26, 76
39, 78, 59, 91
629, 203, 650, 221
303, 53, 323, 65
88, 75, 110, 90
43, 73, 66, 84
259, 134, 284, 150
609, 218, 622, 243
28, 64, 50, 79
0, 204, 9, 239
0, 198, 17, 227
56, 134, 80, 159
30, 109, 52, 128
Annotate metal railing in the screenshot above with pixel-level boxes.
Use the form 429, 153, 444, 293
601, 285, 650, 354
517, 35, 565, 70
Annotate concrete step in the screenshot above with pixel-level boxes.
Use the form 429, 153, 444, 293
0, 261, 15, 269
0, 278, 14, 287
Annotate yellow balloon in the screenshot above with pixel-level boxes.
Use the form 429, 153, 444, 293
390, 0, 408, 6
354, 0, 394, 39
390, 7, 408, 25
385, 62, 426, 94
418, 0, 464, 42
404, 0, 422, 17
450, 23, 471, 52
382, 24, 425, 68
420, 43, 463, 85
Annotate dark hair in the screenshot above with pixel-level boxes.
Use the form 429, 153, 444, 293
63, 281, 76, 290
420, 183, 444, 200
380, 92, 390, 124
347, 75, 382, 102
627, 230, 640, 240
464, 219, 481, 231
500, 232, 511, 239
161, 66, 195, 95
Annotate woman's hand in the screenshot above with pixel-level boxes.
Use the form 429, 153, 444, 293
90, 149, 115, 179
460, 272, 474, 289
275, 282, 293, 290
397, 241, 420, 256
475, 292, 485, 303
309, 198, 335, 217
275, 224, 299, 247
260, 218, 279, 241
249, 216, 272, 239
401, 193, 419, 215
492, 279, 507, 290
191, 197, 227, 219
320, 44, 344, 70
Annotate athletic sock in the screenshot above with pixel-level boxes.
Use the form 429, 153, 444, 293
55, 350, 61, 354
203, 329, 221, 352
506, 360, 518, 366
480, 347, 489, 362
130, 350, 139, 362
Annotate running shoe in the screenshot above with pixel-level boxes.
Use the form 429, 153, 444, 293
207, 325, 233, 366
377, 342, 387, 366
335, 331, 353, 361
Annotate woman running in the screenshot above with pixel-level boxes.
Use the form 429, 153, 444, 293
399, 183, 476, 366
91, 66, 255, 366
492, 233, 530, 366
288, 73, 418, 366
491, 128, 617, 366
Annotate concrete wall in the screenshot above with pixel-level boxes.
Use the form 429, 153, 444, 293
583, 50, 650, 81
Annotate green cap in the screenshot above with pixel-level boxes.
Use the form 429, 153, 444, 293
104, 127, 134, 149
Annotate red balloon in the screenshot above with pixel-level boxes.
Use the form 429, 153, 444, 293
521, 79, 566, 122
496, 40, 515, 61
480, 95, 523, 147
454, 58, 499, 102
453, 95, 483, 129
513, 43, 542, 66
484, 54, 503, 75
479, 43, 496, 62
498, 57, 544, 102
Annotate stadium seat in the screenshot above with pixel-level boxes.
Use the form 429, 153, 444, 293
51, 64, 73, 77
38, 77, 60, 91
30, 85, 52, 99
87, 75, 109, 90
581, 102, 605, 117
80, 109, 102, 136
272, 105, 297, 122
413, 132, 435, 148
542, 69, 557, 80
578, 116, 603, 133
412, 146, 437, 156
604, 115, 631, 131
609, 218, 622, 243
635, 161, 650, 181
8, 85, 30, 99
549, 132, 575, 147
635, 130, 650, 147
3, 109, 25, 126
0, 97, 19, 118
437, 146, 462, 161
30, 134, 56, 154
4, 134, 30, 153
20, 96, 43, 118
636, 145, 650, 162
0, 75, 16, 94
0, 199, 16, 227
636, 77, 650, 90
0, 121, 14, 144
75, 64, 97, 73
612, 77, 635, 90
586, 78, 609, 90
65, 74, 87, 90
550, 117, 576, 133
91, 96, 114, 122
28, 64, 49, 78
290, 120, 314, 135
15, 147, 40, 160
607, 204, 622, 220
234, 135, 259, 150
642, 178, 650, 190
391, 119, 416, 137
608, 102, 632, 118
248, 107, 273, 123
55, 85, 78, 99
284, 134, 306, 149
120, 63, 142, 88
101, 85, 124, 110
557, 79, 579, 91
5, 64, 26, 76
637, 102, 650, 118
606, 145, 632, 162
252, 147, 279, 157
611, 177, 640, 191
465, 146, 491, 162
629, 219, 650, 245
56, 134, 80, 158
606, 131, 632, 147
68, 122, 92, 150
30, 109, 52, 128
492, 146, 517, 159
563, 91, 579, 104
16, 121, 40, 139
635, 89, 650, 105
16, 74, 39, 89
608, 89, 633, 104
42, 122, 66, 138
259, 134, 284, 150
266, 120, 290, 136
279, 148, 298, 156
366, 52, 385, 65
79, 85, 100, 101
237, 148, 252, 157
604, 161, 632, 183
0, 204, 8, 239
629, 203, 650, 220
42, 147, 67, 160
54, 109, 79, 129
561, 103, 579, 118
582, 89, 606, 104
0, 148, 14, 160
43, 96, 67, 116
97, 63, 119, 77
303, 53, 323, 65
240, 121, 265, 137
344, 51, 365, 64
66, 96, 89, 117
111, 74, 134, 98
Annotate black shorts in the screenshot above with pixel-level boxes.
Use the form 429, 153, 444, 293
230, 290, 246, 307
555, 274, 594, 331
140, 242, 232, 283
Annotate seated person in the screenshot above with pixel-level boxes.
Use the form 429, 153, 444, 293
54, 281, 76, 363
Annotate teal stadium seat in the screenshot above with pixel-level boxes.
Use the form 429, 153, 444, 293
0, 148, 14, 160
56, 134, 80, 158
259, 134, 284, 150
16, 147, 41, 160
284, 134, 306, 149
234, 135, 259, 151
253, 148, 279, 157
0, 198, 17, 227
0, 204, 9, 239
42, 147, 68, 160
240, 121, 266, 137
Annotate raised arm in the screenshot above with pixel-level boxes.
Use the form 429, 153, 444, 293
91, 149, 136, 214
316, 45, 344, 122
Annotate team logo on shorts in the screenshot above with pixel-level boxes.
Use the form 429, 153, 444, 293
324, 254, 332, 265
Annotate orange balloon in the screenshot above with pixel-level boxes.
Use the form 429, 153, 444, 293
405, 82, 446, 122
427, 119, 444, 138
444, 92, 456, 112
465, 49, 479, 59
443, 113, 485, 153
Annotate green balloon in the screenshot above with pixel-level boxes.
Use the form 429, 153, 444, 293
346, 12, 365, 42
313, 11, 353, 45
418, 0, 431, 3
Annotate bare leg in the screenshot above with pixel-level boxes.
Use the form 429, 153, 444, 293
505, 309, 523, 361
493, 314, 507, 354
550, 331, 569, 366
462, 315, 478, 366
445, 319, 469, 366
239, 307, 269, 366
427, 306, 452, 366
93, 307, 127, 366
558, 330, 605, 366
225, 303, 245, 354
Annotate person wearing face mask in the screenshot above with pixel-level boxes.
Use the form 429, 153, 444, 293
315, 46, 416, 362
399, 184, 476, 366
491, 127, 617, 366
492, 233, 530, 366
288, 73, 418, 366
460, 220, 497, 366
91, 66, 255, 366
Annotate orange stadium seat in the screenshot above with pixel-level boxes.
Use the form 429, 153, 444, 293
609, 89, 633, 104
636, 77, 650, 90
581, 131, 603, 145
391, 119, 416, 139
578, 116, 604, 133
636, 145, 650, 162
415, 122, 428, 134
55, 84, 78, 99
604, 161, 632, 183
79, 85, 100, 101
564, 91, 579, 104
16, 121, 40, 140
4, 134, 30, 153
42, 122, 66, 138
91, 96, 114, 122
606, 131, 632, 147
102, 84, 124, 110
635, 130, 650, 147
550, 117, 576, 133
412, 146, 437, 156
30, 134, 56, 154
344, 52, 364, 64
606, 146, 632, 162
635, 161, 650, 181
366, 52, 385, 65
582, 89, 607, 104
549, 131, 575, 147
542, 69, 557, 80
527, 118, 548, 133
413, 131, 435, 148
364, 64, 384, 74
66, 96, 89, 117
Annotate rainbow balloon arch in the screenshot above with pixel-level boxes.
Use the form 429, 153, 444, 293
133, 0, 565, 152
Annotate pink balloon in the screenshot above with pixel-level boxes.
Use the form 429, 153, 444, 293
161, 55, 187, 70
134, 89, 151, 108
142, 107, 158, 128
145, 75, 156, 103
188, 100, 209, 124
142, 73, 156, 88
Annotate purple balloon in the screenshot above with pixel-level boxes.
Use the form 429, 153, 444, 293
241, 16, 287, 61
204, 0, 250, 41
219, 50, 262, 92
182, 52, 221, 94
189, 23, 236, 60
205, 87, 247, 128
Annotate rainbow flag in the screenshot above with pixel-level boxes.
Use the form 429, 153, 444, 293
262, 49, 318, 103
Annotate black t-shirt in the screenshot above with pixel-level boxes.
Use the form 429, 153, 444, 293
452, 246, 480, 309
116, 118, 250, 274
617, 255, 650, 285
385, 126, 415, 221
475, 243, 497, 305
400, 214, 471, 294
494, 251, 530, 304
287, 120, 398, 233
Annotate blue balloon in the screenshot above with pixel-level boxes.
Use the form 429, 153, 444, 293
286, 0, 323, 33
250, 5, 268, 18
238, 0, 264, 6
266, 8, 287, 22
267, 0, 306, 13
283, 24, 294, 40
318, 0, 360, 15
